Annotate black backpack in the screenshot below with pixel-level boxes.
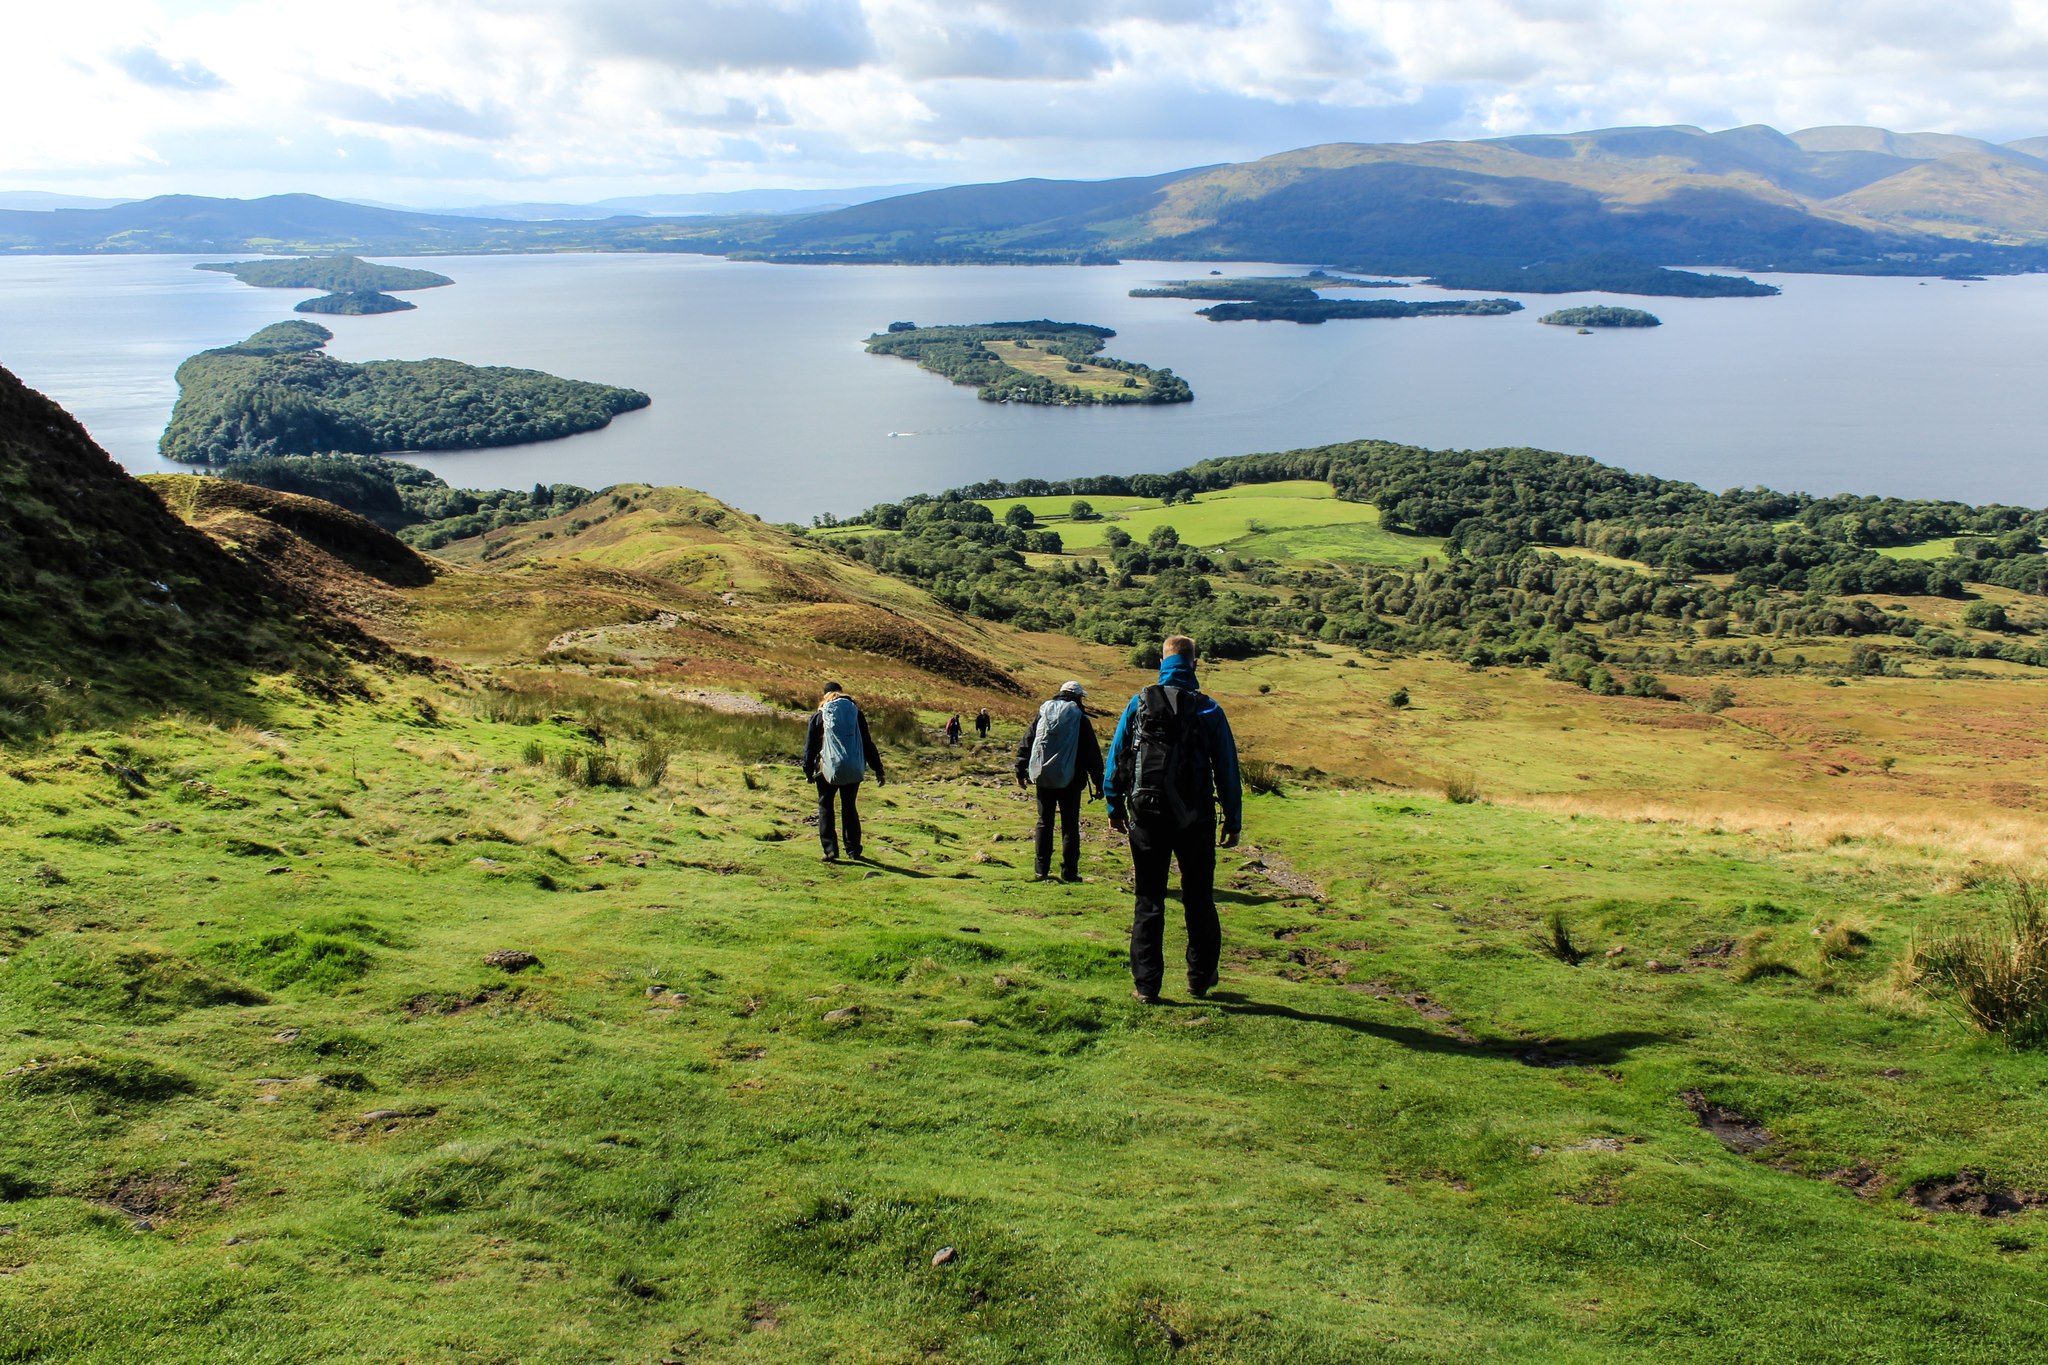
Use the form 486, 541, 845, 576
1118, 685, 1211, 828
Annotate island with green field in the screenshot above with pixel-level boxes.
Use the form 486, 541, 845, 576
1539, 306, 1663, 328
1198, 297, 1522, 324
159, 320, 650, 465
864, 321, 1192, 405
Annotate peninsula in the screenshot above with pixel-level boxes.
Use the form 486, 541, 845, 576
864, 321, 1192, 405
1197, 297, 1523, 323
1130, 272, 1407, 304
159, 320, 650, 465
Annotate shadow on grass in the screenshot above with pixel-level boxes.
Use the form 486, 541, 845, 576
1196, 991, 1663, 1064
842, 855, 940, 880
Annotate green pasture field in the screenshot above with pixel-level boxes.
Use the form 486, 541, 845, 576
983, 340, 1151, 396
983, 482, 1444, 565
4, 677, 2047, 1362
1875, 538, 1962, 561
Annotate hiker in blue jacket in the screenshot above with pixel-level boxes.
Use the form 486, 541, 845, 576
1014, 680, 1105, 882
802, 682, 885, 862
1103, 636, 1243, 1004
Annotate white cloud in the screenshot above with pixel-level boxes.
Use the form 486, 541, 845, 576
6, 0, 2048, 200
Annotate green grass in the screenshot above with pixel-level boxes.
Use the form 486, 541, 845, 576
1876, 538, 1962, 561
982, 482, 1444, 565
4, 675, 2048, 1361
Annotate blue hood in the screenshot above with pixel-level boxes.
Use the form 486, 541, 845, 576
1158, 656, 1199, 690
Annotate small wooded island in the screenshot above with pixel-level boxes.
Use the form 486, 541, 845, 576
865, 321, 1192, 405
196, 254, 453, 316
160, 320, 650, 465
293, 289, 416, 315
1539, 306, 1663, 328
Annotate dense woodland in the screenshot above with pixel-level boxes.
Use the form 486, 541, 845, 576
864, 321, 1192, 404
1197, 297, 1522, 323
218, 453, 592, 549
159, 323, 650, 465
197, 255, 454, 292
822, 440, 2048, 676
1539, 306, 1662, 327
295, 289, 415, 315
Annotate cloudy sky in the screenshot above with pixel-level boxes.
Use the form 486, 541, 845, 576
7, 0, 2048, 204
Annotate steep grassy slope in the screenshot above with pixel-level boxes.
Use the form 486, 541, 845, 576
0, 364, 351, 735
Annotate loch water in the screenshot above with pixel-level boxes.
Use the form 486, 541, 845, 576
0, 252, 2042, 521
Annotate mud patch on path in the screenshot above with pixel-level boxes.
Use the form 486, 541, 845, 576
1682, 1090, 1773, 1153
1905, 1170, 2048, 1217
1236, 848, 1325, 902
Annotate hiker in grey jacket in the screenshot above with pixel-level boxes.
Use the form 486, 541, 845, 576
1103, 636, 1242, 1003
802, 682, 885, 861
1014, 681, 1105, 882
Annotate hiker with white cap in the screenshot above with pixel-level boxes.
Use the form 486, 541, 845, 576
1014, 680, 1104, 882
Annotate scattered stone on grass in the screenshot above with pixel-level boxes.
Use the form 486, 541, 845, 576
1682, 1090, 1774, 1153
823, 1006, 862, 1023
931, 1246, 957, 1266
482, 950, 540, 973
1604, 945, 1626, 958
1905, 1170, 2048, 1217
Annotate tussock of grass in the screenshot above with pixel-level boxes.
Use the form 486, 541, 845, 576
1532, 909, 1588, 966
1910, 877, 2048, 1046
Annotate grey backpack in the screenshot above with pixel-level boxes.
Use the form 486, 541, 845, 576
1027, 698, 1083, 789
819, 697, 864, 786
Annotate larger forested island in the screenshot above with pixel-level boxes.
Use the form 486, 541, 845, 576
159, 320, 649, 465
197, 255, 454, 292
865, 322, 1192, 405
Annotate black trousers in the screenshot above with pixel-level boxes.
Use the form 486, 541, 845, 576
1034, 783, 1083, 879
1128, 814, 1219, 996
816, 780, 862, 856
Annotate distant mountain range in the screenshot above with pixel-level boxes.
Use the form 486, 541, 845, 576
5, 125, 2047, 277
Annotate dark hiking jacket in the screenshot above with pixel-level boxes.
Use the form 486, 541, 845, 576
803, 700, 884, 785
1103, 656, 1242, 832
1013, 694, 1105, 793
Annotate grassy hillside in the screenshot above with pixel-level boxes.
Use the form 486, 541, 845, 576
8, 411, 2048, 1359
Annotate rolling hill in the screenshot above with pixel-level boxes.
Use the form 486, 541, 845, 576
741, 122, 2048, 274
9, 124, 2048, 276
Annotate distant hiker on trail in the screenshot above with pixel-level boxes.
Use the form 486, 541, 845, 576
945, 713, 962, 745
1104, 636, 1243, 1004
975, 708, 991, 740
802, 683, 885, 862
1015, 681, 1104, 882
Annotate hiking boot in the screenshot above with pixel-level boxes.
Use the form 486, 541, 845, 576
846, 847, 863, 860
821, 851, 839, 863
1131, 989, 1160, 1005
1188, 972, 1218, 999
